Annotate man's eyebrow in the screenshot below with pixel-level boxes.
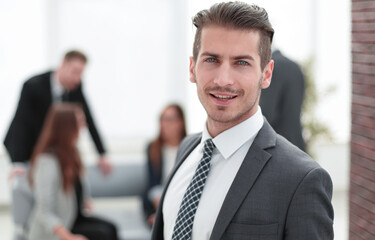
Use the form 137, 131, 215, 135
200, 52, 256, 62
233, 55, 255, 61
200, 52, 220, 58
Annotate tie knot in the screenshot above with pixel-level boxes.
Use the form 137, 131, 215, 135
203, 139, 215, 155
62, 90, 70, 102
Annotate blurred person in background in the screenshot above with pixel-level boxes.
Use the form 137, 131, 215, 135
143, 104, 187, 226
260, 49, 306, 151
4, 50, 111, 178
28, 103, 118, 240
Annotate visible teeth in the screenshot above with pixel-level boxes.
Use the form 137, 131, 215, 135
213, 94, 235, 99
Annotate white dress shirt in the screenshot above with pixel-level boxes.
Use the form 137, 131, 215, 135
162, 145, 179, 183
163, 107, 264, 240
50, 73, 65, 102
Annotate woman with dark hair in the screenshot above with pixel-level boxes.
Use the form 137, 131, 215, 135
143, 104, 187, 226
28, 103, 118, 240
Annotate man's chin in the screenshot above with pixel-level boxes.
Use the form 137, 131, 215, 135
66, 84, 79, 91
207, 109, 251, 125
207, 112, 235, 124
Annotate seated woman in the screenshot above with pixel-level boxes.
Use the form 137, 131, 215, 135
27, 103, 118, 240
142, 104, 187, 226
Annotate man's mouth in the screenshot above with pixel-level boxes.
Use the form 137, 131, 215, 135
206, 87, 242, 105
209, 92, 238, 106
211, 94, 237, 100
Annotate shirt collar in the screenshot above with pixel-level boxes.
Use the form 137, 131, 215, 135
202, 106, 264, 159
51, 72, 65, 97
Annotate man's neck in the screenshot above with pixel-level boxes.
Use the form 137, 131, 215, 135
206, 106, 259, 138
55, 70, 69, 91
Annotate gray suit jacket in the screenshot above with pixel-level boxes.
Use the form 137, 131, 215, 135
151, 119, 333, 239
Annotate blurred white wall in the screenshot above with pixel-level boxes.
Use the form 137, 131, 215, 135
0, 0, 350, 158
315, 0, 351, 143
0, 0, 49, 155
0, 0, 192, 156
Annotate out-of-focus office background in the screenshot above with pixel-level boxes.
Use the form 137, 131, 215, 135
0, 0, 352, 239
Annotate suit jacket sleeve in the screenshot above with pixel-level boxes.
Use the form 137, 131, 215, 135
5, 81, 37, 163
285, 167, 334, 239
75, 84, 106, 155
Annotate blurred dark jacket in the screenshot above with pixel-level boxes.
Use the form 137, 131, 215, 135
142, 143, 163, 220
260, 50, 306, 151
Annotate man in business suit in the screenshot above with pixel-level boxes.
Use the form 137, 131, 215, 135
4, 50, 112, 177
151, 2, 333, 239
260, 49, 306, 151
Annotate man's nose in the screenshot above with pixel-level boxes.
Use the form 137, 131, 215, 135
213, 63, 234, 86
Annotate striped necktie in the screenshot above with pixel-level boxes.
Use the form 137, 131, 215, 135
172, 138, 216, 240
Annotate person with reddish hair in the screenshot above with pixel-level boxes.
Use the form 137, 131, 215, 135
28, 103, 118, 240
143, 104, 187, 226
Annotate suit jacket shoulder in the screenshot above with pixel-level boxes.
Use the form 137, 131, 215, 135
4, 71, 53, 163
25, 71, 52, 84
175, 133, 201, 164
211, 120, 333, 239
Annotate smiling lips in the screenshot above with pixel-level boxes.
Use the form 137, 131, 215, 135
210, 92, 237, 105
211, 93, 236, 99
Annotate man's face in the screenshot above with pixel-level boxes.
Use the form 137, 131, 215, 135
58, 59, 86, 90
190, 26, 273, 135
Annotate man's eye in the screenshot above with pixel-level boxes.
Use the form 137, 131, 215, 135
205, 58, 217, 63
237, 60, 249, 66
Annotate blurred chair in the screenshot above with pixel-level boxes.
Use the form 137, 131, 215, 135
88, 161, 146, 197
86, 159, 151, 240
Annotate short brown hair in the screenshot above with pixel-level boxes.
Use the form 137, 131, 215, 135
192, 1, 274, 70
64, 50, 88, 63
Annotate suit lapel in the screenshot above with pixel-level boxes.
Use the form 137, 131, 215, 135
210, 120, 276, 240
151, 133, 202, 240
34, 72, 53, 122
41, 71, 53, 105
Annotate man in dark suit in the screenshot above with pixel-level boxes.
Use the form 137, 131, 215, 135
151, 2, 333, 239
4, 50, 111, 176
260, 49, 306, 151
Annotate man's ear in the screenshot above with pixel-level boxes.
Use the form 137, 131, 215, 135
261, 60, 274, 89
189, 56, 196, 83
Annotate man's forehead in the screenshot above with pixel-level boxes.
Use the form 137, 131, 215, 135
64, 58, 86, 65
200, 26, 260, 41
199, 26, 261, 58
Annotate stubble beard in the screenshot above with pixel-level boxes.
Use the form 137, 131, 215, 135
195, 74, 263, 125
